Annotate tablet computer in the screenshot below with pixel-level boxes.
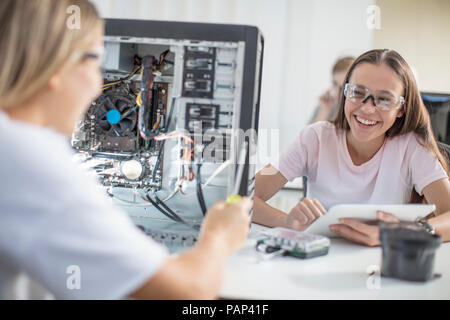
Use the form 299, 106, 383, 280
305, 204, 436, 238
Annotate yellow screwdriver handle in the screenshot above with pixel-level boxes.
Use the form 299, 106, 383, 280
226, 194, 242, 204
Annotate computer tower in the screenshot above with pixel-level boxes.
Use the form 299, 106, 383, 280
71, 19, 264, 249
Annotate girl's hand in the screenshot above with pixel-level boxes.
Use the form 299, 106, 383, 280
329, 211, 400, 247
284, 198, 326, 231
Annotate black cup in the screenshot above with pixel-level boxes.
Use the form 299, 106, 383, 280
379, 221, 441, 282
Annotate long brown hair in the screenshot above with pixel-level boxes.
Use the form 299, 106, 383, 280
332, 49, 449, 203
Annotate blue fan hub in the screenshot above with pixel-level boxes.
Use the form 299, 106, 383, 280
106, 109, 121, 124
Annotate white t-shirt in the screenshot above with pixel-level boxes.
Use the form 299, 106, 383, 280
273, 121, 448, 210
0, 112, 168, 299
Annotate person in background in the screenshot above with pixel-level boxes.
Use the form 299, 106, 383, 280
0, 0, 251, 300
311, 56, 355, 123
254, 49, 450, 246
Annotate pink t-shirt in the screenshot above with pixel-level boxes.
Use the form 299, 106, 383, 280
273, 121, 448, 210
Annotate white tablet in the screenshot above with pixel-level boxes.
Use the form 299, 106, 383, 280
305, 204, 436, 238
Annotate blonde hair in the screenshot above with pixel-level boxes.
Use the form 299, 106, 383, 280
0, 0, 103, 110
332, 56, 355, 75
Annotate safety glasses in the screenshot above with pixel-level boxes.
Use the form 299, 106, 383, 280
344, 83, 405, 111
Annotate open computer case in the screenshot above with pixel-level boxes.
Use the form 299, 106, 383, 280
71, 19, 264, 250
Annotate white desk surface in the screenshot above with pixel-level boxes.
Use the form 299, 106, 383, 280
220, 223, 450, 300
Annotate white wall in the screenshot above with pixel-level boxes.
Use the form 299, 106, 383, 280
90, 0, 373, 164
373, 0, 450, 94
280, 0, 373, 155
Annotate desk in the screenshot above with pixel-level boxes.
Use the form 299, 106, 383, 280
220, 224, 450, 299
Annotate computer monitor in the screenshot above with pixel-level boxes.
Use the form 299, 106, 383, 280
421, 92, 450, 144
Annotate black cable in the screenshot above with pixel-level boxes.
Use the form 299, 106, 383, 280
146, 96, 192, 224
145, 191, 184, 224
150, 96, 176, 184
158, 50, 170, 67
163, 96, 176, 134
151, 140, 165, 184
154, 193, 188, 224
193, 139, 215, 216
147, 191, 198, 230
196, 163, 207, 216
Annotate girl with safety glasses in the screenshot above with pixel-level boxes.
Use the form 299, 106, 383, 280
253, 49, 450, 246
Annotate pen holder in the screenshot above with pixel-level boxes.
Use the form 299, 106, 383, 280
379, 221, 441, 282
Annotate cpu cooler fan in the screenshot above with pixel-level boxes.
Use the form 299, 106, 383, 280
95, 92, 138, 137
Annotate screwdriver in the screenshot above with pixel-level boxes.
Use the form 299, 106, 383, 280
226, 141, 248, 204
